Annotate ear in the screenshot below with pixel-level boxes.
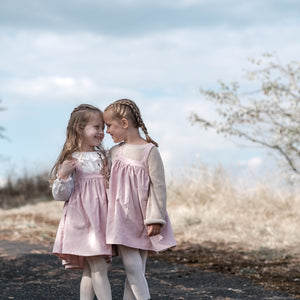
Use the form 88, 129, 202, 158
121, 118, 129, 129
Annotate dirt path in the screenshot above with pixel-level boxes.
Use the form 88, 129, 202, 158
0, 240, 297, 300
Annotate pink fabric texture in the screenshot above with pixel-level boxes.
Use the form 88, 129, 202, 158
53, 166, 112, 269
106, 143, 177, 252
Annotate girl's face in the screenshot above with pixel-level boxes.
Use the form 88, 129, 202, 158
81, 111, 105, 151
103, 109, 127, 143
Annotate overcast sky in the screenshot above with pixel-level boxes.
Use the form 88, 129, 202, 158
1, 0, 300, 183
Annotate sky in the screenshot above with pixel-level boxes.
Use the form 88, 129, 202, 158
1, 0, 300, 184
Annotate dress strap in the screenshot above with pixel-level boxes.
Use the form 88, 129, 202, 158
116, 142, 125, 157
142, 143, 155, 163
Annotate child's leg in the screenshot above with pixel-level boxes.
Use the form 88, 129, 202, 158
123, 278, 135, 300
123, 249, 148, 300
80, 260, 95, 300
118, 245, 150, 300
140, 249, 148, 273
86, 256, 112, 300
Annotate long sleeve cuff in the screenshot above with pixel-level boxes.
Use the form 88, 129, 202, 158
144, 218, 166, 226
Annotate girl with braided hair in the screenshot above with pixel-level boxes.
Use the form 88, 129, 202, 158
103, 99, 176, 300
51, 104, 112, 300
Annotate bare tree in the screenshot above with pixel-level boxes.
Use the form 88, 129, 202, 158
190, 54, 300, 174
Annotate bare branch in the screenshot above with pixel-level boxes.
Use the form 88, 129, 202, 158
191, 54, 300, 174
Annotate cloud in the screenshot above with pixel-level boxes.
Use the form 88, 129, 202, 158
1, 1, 300, 181
1, 79, 145, 112
2, 24, 300, 106
0, 0, 299, 36
3, 76, 97, 99
237, 157, 263, 170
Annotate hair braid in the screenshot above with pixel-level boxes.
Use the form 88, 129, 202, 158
105, 99, 158, 147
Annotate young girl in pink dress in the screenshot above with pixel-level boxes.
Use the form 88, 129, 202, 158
103, 99, 177, 300
50, 104, 112, 300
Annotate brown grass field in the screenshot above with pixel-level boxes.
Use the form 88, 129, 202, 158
0, 166, 300, 296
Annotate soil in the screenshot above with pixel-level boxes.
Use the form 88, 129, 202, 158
0, 240, 299, 299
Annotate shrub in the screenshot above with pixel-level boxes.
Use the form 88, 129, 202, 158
0, 171, 52, 209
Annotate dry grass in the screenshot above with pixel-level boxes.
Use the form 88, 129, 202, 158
0, 201, 63, 244
1, 164, 299, 255
164, 165, 300, 296
167, 164, 300, 254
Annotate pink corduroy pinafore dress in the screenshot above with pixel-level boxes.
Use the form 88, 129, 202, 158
53, 164, 112, 269
106, 142, 177, 252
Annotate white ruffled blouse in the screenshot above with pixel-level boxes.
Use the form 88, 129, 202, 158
52, 151, 103, 202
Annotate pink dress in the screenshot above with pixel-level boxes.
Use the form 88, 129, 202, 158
106, 143, 177, 252
53, 161, 112, 269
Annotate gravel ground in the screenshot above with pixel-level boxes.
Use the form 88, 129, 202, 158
0, 240, 297, 300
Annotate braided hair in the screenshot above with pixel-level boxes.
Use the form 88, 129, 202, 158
105, 99, 158, 147
50, 104, 109, 184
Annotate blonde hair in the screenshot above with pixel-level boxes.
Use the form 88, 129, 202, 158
50, 104, 108, 184
104, 98, 158, 147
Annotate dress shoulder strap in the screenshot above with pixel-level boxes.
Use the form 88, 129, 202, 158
115, 142, 125, 156
142, 143, 155, 162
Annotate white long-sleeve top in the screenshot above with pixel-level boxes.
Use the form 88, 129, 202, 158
52, 151, 104, 201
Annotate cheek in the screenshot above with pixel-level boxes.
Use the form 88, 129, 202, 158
85, 128, 93, 136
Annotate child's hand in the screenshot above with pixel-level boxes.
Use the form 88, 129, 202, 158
147, 224, 161, 237
58, 159, 76, 180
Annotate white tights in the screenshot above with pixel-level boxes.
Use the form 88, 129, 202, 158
80, 256, 112, 300
118, 245, 150, 300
